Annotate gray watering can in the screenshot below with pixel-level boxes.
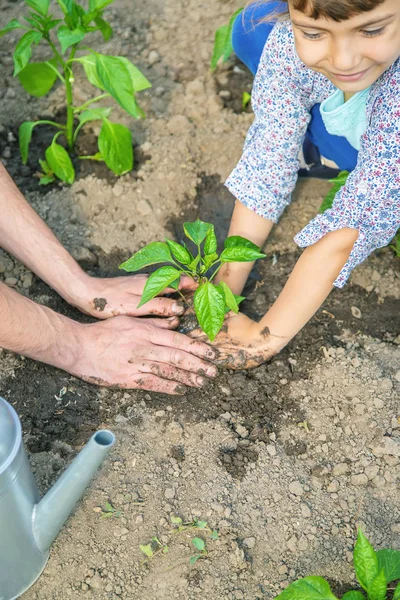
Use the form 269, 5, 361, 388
0, 396, 115, 600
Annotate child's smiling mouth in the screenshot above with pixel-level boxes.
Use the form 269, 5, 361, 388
331, 67, 371, 82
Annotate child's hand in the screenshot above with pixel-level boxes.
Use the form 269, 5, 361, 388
190, 313, 282, 369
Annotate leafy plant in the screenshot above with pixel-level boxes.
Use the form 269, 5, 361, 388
0, 0, 151, 184
211, 8, 243, 70
275, 529, 400, 600
119, 219, 266, 341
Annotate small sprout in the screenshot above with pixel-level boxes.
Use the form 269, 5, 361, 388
139, 544, 153, 558
99, 500, 121, 519
242, 91, 251, 110
192, 538, 205, 552
170, 516, 183, 525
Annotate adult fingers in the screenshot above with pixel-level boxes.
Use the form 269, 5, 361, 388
131, 345, 217, 377
133, 296, 184, 317
138, 361, 207, 387
130, 373, 187, 395
150, 328, 219, 364
178, 276, 198, 292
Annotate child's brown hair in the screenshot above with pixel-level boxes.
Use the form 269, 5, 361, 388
261, 0, 386, 22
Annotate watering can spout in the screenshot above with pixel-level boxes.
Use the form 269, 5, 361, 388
32, 429, 115, 553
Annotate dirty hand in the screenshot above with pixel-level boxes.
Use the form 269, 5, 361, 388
70, 274, 198, 319
74, 315, 217, 394
190, 313, 282, 370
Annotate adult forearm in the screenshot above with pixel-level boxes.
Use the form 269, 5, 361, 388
258, 228, 359, 349
217, 200, 274, 294
0, 164, 89, 303
0, 281, 81, 370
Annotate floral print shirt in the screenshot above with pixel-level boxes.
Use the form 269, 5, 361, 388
225, 20, 400, 287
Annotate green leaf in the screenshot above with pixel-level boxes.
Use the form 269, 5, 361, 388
57, 24, 85, 53
45, 139, 75, 184
138, 266, 182, 308
13, 30, 42, 76
224, 236, 262, 252
210, 8, 243, 70
89, 0, 114, 11
39, 158, 50, 173
341, 593, 365, 600
165, 239, 192, 265
193, 282, 225, 341
56, 0, 73, 15
189, 554, 202, 565
319, 170, 349, 213
104, 501, 114, 512
25, 0, 50, 16
78, 107, 111, 124
19, 121, 36, 164
18, 61, 58, 97
377, 549, 400, 583
39, 175, 56, 185
0, 19, 26, 37
367, 569, 386, 600
196, 521, 207, 529
220, 246, 266, 263
117, 57, 152, 92
218, 281, 239, 314
393, 582, 400, 600
210, 530, 219, 540
98, 120, 133, 175
95, 53, 145, 118
204, 226, 217, 255
275, 576, 338, 600
170, 516, 183, 525
192, 538, 205, 552
234, 294, 245, 306
169, 277, 180, 290
242, 91, 251, 110
139, 544, 153, 558
75, 54, 106, 90
186, 255, 199, 272
94, 15, 113, 41
184, 220, 213, 245
354, 529, 379, 593
119, 242, 173, 272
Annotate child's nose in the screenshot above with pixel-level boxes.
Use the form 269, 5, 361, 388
329, 39, 361, 73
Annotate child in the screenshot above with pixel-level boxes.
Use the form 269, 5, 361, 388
207, 0, 400, 368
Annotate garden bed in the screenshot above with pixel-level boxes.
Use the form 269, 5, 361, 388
0, 0, 399, 598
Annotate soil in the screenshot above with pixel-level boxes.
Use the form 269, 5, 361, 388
0, 0, 399, 599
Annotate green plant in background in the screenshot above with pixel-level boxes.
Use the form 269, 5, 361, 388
210, 7, 243, 70
119, 219, 265, 341
390, 233, 400, 257
0, 0, 151, 184
275, 529, 400, 600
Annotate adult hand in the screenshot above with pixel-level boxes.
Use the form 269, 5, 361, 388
70, 274, 198, 320
73, 315, 218, 394
190, 313, 283, 370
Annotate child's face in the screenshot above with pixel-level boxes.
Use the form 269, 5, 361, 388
290, 0, 400, 93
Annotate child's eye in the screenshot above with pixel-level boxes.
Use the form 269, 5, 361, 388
302, 31, 322, 40
362, 26, 385, 37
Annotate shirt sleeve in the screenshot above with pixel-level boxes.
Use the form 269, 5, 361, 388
225, 21, 316, 223
295, 66, 400, 288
